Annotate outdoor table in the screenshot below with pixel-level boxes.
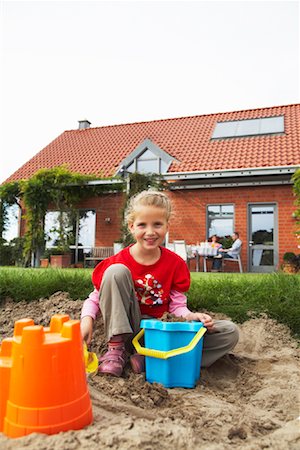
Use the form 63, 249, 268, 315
191, 244, 218, 272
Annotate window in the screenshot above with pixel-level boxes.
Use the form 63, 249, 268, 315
126, 148, 169, 174
44, 209, 96, 263
2, 204, 19, 242
212, 116, 284, 139
251, 206, 274, 246
44, 211, 73, 248
207, 204, 234, 238
77, 210, 96, 248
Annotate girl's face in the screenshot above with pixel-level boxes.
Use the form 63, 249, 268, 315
129, 205, 169, 251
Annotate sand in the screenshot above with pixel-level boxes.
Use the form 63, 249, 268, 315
0, 291, 299, 450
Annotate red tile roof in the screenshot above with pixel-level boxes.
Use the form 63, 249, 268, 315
4, 103, 300, 183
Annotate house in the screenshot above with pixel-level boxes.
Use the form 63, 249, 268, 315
4, 103, 300, 272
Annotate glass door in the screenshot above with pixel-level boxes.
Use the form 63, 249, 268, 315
248, 204, 277, 273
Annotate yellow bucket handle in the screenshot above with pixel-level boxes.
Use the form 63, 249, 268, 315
132, 326, 206, 360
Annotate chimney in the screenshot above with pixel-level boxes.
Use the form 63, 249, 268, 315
78, 119, 91, 130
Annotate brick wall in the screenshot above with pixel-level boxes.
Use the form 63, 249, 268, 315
79, 192, 125, 246
168, 185, 298, 271
19, 184, 298, 271
79, 185, 298, 270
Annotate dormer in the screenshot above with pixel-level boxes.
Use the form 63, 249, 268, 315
116, 139, 177, 176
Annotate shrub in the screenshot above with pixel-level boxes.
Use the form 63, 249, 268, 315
282, 252, 300, 273
283, 252, 296, 262
0, 243, 13, 266
219, 236, 233, 249
0, 237, 25, 267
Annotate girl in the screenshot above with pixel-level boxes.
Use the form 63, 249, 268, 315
81, 190, 239, 377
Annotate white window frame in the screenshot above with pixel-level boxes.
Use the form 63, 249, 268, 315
206, 204, 234, 239
116, 138, 177, 175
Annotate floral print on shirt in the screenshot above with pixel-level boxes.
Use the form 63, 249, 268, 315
134, 273, 165, 306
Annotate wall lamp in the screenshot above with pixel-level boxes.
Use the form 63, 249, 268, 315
105, 217, 111, 224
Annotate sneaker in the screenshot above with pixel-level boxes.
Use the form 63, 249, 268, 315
214, 254, 222, 258
98, 346, 127, 377
130, 353, 145, 374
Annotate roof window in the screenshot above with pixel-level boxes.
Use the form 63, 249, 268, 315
212, 115, 284, 139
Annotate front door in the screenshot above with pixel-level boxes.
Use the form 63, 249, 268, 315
248, 204, 278, 273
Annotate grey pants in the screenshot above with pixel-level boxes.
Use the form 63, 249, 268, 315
99, 264, 239, 367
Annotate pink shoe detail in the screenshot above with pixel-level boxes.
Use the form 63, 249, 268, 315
98, 347, 127, 377
130, 353, 145, 374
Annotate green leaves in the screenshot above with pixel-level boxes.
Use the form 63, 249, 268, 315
0, 166, 126, 265
292, 168, 300, 236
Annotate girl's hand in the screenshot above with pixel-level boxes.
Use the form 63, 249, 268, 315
185, 312, 215, 332
80, 316, 94, 345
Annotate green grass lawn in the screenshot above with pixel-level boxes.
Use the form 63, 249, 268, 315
189, 272, 300, 337
1, 268, 299, 338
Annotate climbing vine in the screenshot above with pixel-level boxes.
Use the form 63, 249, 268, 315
292, 168, 300, 237
0, 166, 125, 265
0, 167, 170, 265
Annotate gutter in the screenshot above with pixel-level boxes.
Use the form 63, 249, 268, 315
84, 165, 299, 190
161, 165, 299, 181
86, 179, 124, 186
169, 179, 293, 190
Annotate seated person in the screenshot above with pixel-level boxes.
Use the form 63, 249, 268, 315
209, 234, 222, 251
211, 232, 242, 271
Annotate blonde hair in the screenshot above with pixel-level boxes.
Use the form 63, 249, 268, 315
125, 190, 172, 224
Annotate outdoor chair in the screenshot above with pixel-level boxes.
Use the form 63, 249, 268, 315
84, 246, 114, 267
173, 240, 192, 267
113, 242, 123, 255
222, 253, 243, 273
166, 243, 174, 252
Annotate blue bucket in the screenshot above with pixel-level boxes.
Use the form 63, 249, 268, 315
133, 320, 206, 388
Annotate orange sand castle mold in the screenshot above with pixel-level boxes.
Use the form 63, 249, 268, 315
0, 315, 93, 438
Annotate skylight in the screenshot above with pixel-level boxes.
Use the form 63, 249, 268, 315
212, 116, 284, 139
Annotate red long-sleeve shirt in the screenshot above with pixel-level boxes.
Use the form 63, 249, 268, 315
91, 245, 191, 318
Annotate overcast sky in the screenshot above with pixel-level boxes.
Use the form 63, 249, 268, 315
0, 0, 299, 184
